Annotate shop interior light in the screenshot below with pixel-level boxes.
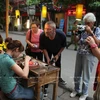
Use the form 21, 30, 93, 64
17, 15, 20, 26
76, 4, 83, 20
42, 5, 47, 18
15, 10, 20, 18
26, 17, 30, 29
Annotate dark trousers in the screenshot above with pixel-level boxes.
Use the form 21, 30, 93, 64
44, 52, 61, 77
44, 52, 61, 89
30, 52, 43, 61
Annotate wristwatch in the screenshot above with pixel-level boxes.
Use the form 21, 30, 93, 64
90, 44, 97, 49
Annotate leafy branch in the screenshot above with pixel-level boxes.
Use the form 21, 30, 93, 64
89, 1, 100, 8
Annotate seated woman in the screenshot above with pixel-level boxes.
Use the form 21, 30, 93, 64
0, 40, 35, 99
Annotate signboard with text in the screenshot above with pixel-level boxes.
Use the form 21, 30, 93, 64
59, 19, 64, 31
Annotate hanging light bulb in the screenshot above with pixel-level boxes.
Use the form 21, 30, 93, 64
26, 17, 30, 29
76, 4, 83, 20
42, 5, 47, 18
17, 15, 20, 26
15, 10, 20, 18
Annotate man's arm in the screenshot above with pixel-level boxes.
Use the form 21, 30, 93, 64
54, 47, 65, 61
57, 47, 65, 57
43, 49, 50, 64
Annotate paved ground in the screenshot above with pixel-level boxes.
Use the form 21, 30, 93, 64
0, 30, 98, 100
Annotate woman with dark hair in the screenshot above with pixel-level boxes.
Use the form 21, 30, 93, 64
26, 21, 43, 61
0, 40, 35, 99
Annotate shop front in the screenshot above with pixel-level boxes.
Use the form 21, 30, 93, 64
64, 5, 86, 36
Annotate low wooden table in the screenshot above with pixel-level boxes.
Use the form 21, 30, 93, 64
20, 58, 60, 100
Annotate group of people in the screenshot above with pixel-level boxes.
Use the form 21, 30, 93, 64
26, 20, 67, 97
0, 12, 100, 100
0, 20, 67, 99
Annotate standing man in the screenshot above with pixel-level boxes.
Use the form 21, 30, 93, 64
39, 21, 66, 85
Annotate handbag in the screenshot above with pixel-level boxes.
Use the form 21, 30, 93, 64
93, 82, 100, 100
25, 30, 32, 55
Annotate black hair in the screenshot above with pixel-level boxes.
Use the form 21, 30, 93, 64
0, 35, 3, 44
7, 40, 24, 52
5, 37, 12, 43
30, 21, 40, 27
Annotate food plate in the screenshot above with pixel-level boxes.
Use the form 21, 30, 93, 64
21, 60, 40, 69
29, 61, 39, 69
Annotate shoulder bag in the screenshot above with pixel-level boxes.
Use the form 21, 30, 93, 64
25, 30, 32, 55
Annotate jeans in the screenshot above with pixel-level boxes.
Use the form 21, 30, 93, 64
74, 53, 95, 95
7, 84, 34, 99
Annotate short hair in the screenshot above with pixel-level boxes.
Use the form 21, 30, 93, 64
45, 21, 56, 28
5, 37, 12, 43
7, 40, 24, 52
30, 21, 40, 27
83, 12, 96, 23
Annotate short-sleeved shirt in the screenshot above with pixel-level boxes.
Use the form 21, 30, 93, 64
39, 29, 66, 53
26, 29, 43, 52
78, 27, 100, 54
0, 53, 16, 93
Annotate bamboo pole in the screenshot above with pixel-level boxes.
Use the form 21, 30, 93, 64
6, 0, 9, 38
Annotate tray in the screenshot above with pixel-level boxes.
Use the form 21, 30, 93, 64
21, 60, 40, 70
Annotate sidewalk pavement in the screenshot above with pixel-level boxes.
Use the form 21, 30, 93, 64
9, 31, 26, 35
0, 30, 95, 100
46, 84, 93, 100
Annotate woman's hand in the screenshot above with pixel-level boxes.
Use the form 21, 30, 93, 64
25, 55, 31, 62
86, 36, 96, 46
30, 44, 38, 49
33, 44, 38, 48
85, 25, 93, 35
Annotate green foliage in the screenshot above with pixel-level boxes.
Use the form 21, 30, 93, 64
26, 0, 40, 5
53, 0, 79, 8
89, 1, 100, 8
0, 1, 5, 14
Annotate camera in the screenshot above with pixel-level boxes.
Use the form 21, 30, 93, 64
77, 25, 86, 33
